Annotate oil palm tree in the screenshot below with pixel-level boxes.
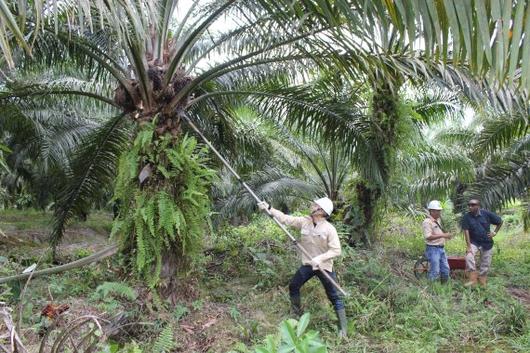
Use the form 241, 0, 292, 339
299, 2, 530, 244
427, 110, 529, 213
0, 73, 104, 209
0, 0, 372, 290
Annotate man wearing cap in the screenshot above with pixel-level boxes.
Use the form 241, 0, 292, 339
462, 199, 503, 287
257, 197, 347, 338
422, 200, 452, 283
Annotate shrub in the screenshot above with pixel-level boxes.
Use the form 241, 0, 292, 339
253, 313, 328, 353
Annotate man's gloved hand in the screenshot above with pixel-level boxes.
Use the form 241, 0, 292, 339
257, 201, 270, 211
310, 257, 322, 270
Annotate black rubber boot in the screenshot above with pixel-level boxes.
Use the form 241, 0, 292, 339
440, 276, 449, 284
290, 295, 303, 316
335, 308, 348, 338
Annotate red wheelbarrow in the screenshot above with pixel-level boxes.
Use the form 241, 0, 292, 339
414, 254, 466, 279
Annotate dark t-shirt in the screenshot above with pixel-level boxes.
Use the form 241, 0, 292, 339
461, 210, 502, 250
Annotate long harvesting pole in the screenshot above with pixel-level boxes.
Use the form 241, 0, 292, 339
182, 114, 348, 297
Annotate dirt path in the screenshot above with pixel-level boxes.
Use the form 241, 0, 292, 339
507, 287, 530, 310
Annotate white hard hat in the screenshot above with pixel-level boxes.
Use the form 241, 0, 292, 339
314, 197, 333, 216
427, 200, 443, 210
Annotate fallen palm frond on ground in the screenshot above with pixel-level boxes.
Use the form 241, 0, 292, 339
1, 301, 121, 353
0, 245, 119, 285
0, 303, 28, 353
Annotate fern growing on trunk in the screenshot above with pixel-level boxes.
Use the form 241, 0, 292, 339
111, 118, 215, 288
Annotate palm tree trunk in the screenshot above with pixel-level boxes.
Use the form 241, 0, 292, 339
349, 79, 401, 246
352, 181, 380, 246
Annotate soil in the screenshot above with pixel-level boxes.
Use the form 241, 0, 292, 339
174, 302, 237, 352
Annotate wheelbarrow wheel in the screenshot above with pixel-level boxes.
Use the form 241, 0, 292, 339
413, 255, 429, 280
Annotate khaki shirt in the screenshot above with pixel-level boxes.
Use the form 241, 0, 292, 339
270, 208, 341, 272
422, 216, 445, 246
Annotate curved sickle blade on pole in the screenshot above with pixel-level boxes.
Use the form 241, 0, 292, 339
182, 114, 349, 297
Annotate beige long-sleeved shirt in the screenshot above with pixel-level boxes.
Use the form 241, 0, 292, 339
422, 216, 446, 246
270, 208, 341, 272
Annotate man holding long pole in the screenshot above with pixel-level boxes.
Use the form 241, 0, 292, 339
258, 197, 347, 338
182, 114, 347, 336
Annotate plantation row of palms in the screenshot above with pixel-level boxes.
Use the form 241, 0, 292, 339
0, 0, 528, 288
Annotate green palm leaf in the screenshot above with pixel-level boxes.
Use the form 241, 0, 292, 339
470, 152, 530, 209
50, 113, 132, 250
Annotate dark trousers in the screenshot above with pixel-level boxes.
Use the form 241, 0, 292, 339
289, 265, 344, 310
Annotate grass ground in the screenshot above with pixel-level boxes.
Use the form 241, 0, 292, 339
0, 209, 528, 352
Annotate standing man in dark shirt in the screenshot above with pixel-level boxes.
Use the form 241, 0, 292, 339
461, 199, 503, 287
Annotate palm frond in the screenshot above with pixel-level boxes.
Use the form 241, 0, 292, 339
406, 84, 465, 125
21, 30, 124, 81
2, 76, 118, 108
213, 166, 319, 222
508, 134, 530, 155
433, 128, 477, 147
183, 15, 280, 72
186, 103, 274, 173
469, 152, 530, 210
400, 148, 476, 180
0, 99, 98, 172
0, 0, 32, 67
411, 172, 468, 202
167, 0, 236, 81
475, 114, 530, 155
189, 85, 371, 155
12, 29, 134, 100
294, 0, 530, 91
50, 113, 133, 249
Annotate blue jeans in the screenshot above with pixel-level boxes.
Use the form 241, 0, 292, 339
425, 245, 450, 280
289, 265, 344, 310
